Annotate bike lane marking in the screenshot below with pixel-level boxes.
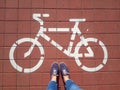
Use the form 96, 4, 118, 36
81, 64, 104, 72
99, 40, 108, 64
50, 40, 63, 51
40, 33, 51, 42
48, 28, 70, 32
8, 13, 108, 73
42, 14, 49, 17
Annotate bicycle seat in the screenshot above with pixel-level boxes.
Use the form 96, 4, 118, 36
69, 18, 86, 22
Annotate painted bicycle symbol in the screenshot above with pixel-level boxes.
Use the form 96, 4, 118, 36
9, 13, 108, 73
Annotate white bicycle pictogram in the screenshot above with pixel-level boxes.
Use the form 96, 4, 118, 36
9, 13, 108, 73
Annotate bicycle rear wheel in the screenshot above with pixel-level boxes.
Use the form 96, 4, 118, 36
74, 38, 108, 72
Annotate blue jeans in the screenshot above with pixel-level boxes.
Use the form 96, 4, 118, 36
46, 80, 81, 90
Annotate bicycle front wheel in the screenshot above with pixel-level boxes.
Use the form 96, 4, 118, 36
74, 38, 108, 72
9, 38, 44, 73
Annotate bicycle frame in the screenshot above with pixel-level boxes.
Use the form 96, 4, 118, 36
24, 14, 85, 57
24, 14, 86, 58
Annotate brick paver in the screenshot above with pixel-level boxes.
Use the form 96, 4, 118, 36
0, 0, 120, 90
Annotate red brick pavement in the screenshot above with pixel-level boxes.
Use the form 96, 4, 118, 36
0, 0, 120, 90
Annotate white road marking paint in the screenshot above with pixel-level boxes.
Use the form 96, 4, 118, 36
24, 57, 44, 73
75, 59, 82, 66
68, 42, 73, 52
9, 14, 108, 73
71, 33, 76, 40
48, 28, 70, 32
42, 14, 49, 17
41, 34, 50, 41
57, 28, 70, 32
51, 40, 63, 51
69, 18, 86, 22
9, 38, 45, 73
99, 41, 108, 64
9, 43, 23, 72
74, 38, 108, 72
48, 28, 57, 32
81, 64, 103, 72
84, 47, 94, 57
33, 14, 43, 25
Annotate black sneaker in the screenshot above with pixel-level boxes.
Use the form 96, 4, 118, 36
50, 62, 59, 77
60, 62, 70, 76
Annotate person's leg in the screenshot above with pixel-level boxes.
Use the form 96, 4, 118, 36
46, 62, 59, 90
60, 62, 82, 90
46, 80, 57, 90
64, 75, 81, 90
65, 79, 81, 90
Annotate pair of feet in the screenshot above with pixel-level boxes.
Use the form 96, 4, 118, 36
50, 62, 70, 82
